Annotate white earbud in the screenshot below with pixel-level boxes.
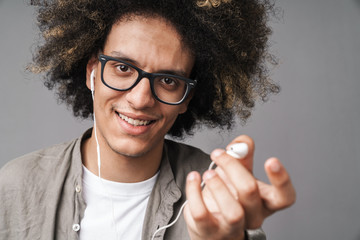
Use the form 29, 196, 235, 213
90, 69, 95, 92
226, 143, 249, 159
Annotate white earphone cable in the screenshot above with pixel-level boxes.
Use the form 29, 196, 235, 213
91, 72, 120, 239
150, 161, 216, 240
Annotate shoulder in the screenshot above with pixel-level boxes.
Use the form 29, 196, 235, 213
0, 139, 78, 192
0, 138, 82, 237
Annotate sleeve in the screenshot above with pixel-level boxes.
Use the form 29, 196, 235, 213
245, 228, 266, 240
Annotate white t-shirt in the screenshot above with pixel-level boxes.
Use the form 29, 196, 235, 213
79, 166, 159, 240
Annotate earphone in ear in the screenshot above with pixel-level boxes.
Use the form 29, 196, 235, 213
90, 69, 96, 101
90, 69, 95, 92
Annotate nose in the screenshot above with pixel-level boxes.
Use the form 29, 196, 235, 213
125, 78, 156, 109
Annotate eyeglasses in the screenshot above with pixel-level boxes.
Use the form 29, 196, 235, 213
98, 54, 197, 105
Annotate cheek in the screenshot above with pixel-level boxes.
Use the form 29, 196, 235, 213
93, 90, 120, 117
163, 106, 185, 125
96, 83, 121, 103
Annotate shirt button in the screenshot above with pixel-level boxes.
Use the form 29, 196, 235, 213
72, 223, 80, 232
75, 185, 81, 193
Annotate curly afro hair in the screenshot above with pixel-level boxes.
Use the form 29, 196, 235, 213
29, 0, 280, 138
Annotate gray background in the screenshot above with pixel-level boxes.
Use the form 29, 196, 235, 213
1, 0, 359, 239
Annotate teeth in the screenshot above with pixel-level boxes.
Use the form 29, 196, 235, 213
118, 113, 152, 126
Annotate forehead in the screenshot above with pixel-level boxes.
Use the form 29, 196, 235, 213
102, 14, 194, 74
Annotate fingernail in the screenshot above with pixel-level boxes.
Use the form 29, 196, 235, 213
187, 171, 198, 181
211, 149, 225, 158
203, 170, 216, 181
269, 160, 281, 173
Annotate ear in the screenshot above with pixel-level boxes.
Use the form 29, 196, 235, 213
86, 56, 99, 90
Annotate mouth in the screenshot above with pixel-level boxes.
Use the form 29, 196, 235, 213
117, 112, 155, 127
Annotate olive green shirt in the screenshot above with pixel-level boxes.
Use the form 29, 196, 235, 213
0, 129, 265, 239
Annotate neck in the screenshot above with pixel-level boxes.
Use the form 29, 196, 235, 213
81, 129, 163, 183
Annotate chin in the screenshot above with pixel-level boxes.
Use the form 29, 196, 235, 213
110, 144, 150, 159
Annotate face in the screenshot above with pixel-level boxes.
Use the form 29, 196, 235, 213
86, 15, 194, 159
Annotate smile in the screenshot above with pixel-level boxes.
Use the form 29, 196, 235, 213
117, 112, 154, 126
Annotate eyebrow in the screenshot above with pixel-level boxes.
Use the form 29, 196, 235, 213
109, 50, 188, 77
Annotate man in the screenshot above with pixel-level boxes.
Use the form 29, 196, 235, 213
0, 0, 296, 239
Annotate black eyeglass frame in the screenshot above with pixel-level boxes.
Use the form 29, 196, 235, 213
98, 54, 197, 105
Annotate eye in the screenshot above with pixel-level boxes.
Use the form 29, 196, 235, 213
161, 77, 176, 85
116, 64, 130, 72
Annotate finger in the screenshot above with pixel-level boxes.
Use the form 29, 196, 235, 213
211, 150, 263, 228
185, 171, 217, 232
262, 158, 296, 211
255, 180, 275, 217
211, 149, 259, 204
203, 170, 245, 228
225, 135, 255, 172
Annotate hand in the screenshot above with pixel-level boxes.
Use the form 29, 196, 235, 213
184, 135, 296, 240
